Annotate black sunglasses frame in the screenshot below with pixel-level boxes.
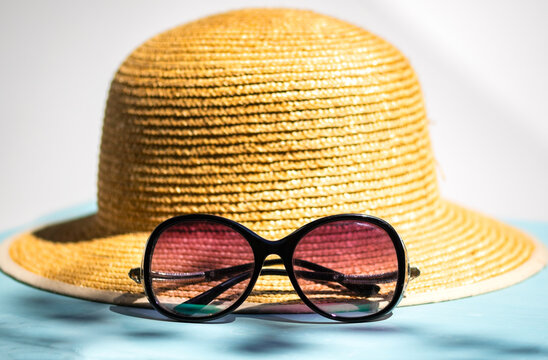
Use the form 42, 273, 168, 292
137, 213, 410, 323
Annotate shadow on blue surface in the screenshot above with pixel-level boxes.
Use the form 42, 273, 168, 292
110, 305, 236, 323
109, 305, 392, 324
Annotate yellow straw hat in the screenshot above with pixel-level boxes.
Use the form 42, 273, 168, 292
1, 8, 546, 309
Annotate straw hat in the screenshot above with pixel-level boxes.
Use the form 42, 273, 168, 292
1, 8, 546, 309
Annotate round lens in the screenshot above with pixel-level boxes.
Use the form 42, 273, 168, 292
149, 220, 255, 319
292, 219, 400, 319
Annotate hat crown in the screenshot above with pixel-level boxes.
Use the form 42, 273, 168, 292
97, 8, 439, 239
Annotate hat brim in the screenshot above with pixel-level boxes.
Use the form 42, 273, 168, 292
1, 199, 547, 312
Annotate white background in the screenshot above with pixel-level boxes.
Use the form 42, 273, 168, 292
0, 0, 546, 230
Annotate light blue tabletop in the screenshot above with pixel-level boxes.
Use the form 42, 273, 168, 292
1, 204, 547, 359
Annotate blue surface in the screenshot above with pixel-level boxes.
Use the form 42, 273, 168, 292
1, 205, 547, 359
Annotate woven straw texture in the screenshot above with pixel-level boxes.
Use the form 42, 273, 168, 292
2, 8, 547, 307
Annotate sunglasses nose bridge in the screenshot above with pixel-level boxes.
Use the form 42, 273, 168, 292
253, 236, 293, 263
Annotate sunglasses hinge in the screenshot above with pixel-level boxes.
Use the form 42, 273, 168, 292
128, 267, 142, 284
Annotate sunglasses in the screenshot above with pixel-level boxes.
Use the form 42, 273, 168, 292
129, 214, 420, 323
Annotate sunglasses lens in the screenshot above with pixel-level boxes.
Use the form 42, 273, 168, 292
293, 220, 400, 319
149, 220, 255, 319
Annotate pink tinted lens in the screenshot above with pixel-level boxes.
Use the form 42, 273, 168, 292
293, 220, 399, 318
150, 220, 255, 318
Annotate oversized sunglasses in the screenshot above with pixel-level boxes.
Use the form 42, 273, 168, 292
129, 214, 420, 322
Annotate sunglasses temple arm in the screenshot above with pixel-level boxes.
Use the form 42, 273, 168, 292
182, 271, 251, 305
180, 266, 338, 306
177, 265, 285, 306
182, 266, 386, 307
181, 260, 391, 306
129, 257, 399, 293
181, 267, 290, 306
180, 267, 295, 306
128, 262, 255, 285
